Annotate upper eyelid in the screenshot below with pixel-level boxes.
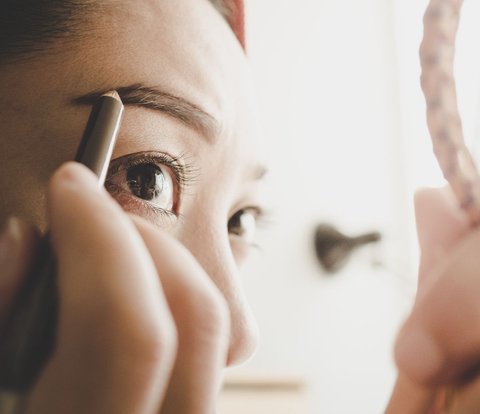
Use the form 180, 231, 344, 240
107, 152, 268, 228
243, 206, 272, 228
106, 150, 198, 190
230, 205, 266, 221
108, 151, 179, 173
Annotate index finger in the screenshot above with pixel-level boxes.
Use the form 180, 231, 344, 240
28, 163, 177, 414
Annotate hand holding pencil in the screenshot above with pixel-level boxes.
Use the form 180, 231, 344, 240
0, 90, 229, 414
0, 91, 124, 392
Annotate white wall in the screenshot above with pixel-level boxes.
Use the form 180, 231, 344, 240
455, 0, 480, 160
236, 1, 431, 413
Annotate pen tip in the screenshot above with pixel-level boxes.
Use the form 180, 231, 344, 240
101, 90, 122, 102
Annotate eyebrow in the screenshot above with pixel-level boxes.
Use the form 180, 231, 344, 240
73, 83, 219, 143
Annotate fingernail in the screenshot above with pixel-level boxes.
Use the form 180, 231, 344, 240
396, 324, 444, 385
0, 217, 22, 286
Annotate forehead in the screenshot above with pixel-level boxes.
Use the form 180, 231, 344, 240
0, 0, 265, 233
0, 0, 263, 186
90, 0, 262, 168
90, 1, 246, 120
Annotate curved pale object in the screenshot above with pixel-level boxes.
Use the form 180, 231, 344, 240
421, 3, 480, 410
420, 0, 480, 225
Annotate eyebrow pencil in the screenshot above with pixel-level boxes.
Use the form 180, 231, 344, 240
0, 91, 124, 393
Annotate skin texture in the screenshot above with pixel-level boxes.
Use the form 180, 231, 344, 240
0, 0, 264, 412
7, 1, 480, 412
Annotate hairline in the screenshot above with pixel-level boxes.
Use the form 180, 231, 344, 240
0, 0, 235, 65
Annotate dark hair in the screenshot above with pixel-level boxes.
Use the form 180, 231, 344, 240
0, 0, 233, 64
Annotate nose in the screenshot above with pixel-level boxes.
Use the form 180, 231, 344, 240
223, 279, 259, 366
176, 222, 259, 366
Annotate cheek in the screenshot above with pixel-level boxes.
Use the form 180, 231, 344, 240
0, 117, 62, 228
229, 237, 251, 266
173, 201, 231, 273
0, 98, 100, 227
0, 168, 48, 229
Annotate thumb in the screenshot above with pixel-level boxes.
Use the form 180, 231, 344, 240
415, 187, 469, 286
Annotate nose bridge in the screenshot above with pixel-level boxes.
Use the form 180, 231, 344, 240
177, 211, 259, 366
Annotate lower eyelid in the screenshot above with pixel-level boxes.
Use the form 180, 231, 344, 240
230, 237, 257, 264
105, 183, 177, 225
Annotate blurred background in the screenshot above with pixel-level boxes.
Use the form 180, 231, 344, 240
218, 0, 480, 413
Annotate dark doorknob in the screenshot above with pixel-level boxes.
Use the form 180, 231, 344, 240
314, 224, 381, 274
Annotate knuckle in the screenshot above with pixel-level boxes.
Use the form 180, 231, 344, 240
135, 315, 179, 367
200, 287, 230, 334
120, 307, 179, 361
175, 278, 230, 339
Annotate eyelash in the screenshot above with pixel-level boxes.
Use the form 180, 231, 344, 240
105, 151, 270, 249
105, 151, 197, 219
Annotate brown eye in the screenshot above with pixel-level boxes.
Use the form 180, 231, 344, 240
228, 208, 258, 244
108, 160, 175, 212
125, 163, 174, 210
127, 163, 172, 205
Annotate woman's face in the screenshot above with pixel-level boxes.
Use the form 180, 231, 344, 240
0, 0, 265, 365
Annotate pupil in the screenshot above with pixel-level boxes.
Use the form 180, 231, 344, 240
228, 211, 244, 236
126, 163, 164, 201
